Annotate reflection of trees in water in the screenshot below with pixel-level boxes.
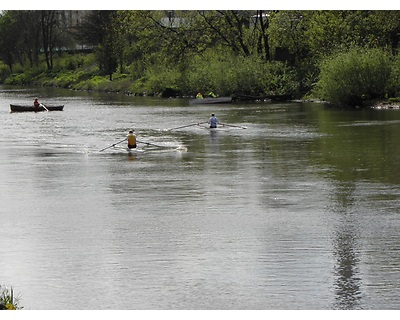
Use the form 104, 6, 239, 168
330, 181, 362, 309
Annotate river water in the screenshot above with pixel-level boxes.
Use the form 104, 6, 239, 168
1, 85, 400, 310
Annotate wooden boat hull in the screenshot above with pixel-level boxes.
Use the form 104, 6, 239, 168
10, 104, 64, 112
189, 97, 232, 105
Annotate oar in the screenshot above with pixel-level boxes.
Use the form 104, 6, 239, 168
39, 103, 49, 112
137, 139, 175, 149
221, 123, 247, 129
167, 122, 207, 131
99, 137, 127, 152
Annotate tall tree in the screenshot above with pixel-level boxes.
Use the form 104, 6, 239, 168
250, 10, 270, 60
0, 12, 17, 72
40, 10, 58, 70
76, 10, 118, 79
267, 11, 308, 63
197, 10, 251, 57
14, 11, 42, 67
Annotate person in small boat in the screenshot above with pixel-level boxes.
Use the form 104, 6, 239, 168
208, 114, 224, 128
208, 91, 217, 98
127, 130, 137, 149
196, 92, 203, 99
34, 98, 40, 107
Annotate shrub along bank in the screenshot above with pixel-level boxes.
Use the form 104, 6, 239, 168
0, 50, 300, 99
314, 47, 400, 107
0, 47, 399, 107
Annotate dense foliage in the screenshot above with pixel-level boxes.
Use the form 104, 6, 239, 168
0, 10, 399, 106
316, 47, 395, 106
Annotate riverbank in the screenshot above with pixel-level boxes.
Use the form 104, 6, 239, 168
0, 52, 304, 100
1, 52, 398, 108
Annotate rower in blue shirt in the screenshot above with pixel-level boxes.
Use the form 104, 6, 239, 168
208, 114, 224, 128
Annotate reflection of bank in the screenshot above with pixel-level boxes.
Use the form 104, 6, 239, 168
330, 181, 362, 309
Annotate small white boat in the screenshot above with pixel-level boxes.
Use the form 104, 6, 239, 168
198, 125, 227, 132
189, 97, 232, 105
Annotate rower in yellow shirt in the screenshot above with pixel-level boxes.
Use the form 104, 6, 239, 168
127, 130, 137, 149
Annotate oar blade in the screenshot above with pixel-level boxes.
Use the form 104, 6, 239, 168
39, 103, 49, 111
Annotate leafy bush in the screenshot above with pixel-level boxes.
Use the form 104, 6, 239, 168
4, 73, 30, 85
184, 49, 298, 96
143, 63, 183, 94
73, 75, 109, 91
315, 47, 393, 106
53, 70, 89, 88
386, 54, 400, 98
259, 61, 299, 95
0, 62, 10, 81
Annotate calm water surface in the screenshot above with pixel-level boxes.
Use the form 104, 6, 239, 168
1, 86, 400, 310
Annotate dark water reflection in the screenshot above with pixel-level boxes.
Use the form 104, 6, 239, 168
1, 86, 400, 310
330, 181, 362, 310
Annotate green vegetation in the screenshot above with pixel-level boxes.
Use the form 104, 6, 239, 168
315, 47, 395, 106
0, 49, 299, 98
0, 285, 22, 310
0, 10, 400, 106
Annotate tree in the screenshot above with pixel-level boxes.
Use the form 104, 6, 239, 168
40, 10, 68, 70
303, 11, 400, 58
76, 10, 119, 79
0, 12, 17, 72
251, 10, 270, 60
197, 10, 252, 57
267, 11, 308, 63
13, 11, 42, 68
0, 10, 73, 71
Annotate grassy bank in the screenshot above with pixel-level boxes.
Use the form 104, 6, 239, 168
0, 53, 136, 94
1, 47, 399, 107
0, 51, 301, 99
